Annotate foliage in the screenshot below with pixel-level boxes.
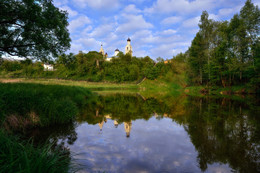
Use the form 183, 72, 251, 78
185, 0, 259, 91
0, 60, 22, 72
0, 130, 71, 173
0, 0, 71, 60
0, 51, 179, 83
0, 83, 95, 128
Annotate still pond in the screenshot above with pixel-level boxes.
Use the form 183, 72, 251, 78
28, 93, 259, 173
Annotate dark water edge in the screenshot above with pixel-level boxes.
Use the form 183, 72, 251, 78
24, 93, 260, 173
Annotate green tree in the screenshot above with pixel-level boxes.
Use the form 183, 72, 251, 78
188, 33, 207, 84
0, 0, 71, 60
57, 53, 76, 69
240, 0, 260, 52
198, 11, 214, 84
210, 21, 229, 87
229, 14, 249, 82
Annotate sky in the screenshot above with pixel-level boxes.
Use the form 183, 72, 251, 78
53, 0, 260, 60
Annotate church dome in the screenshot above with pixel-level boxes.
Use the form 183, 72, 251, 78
115, 48, 119, 51
127, 38, 131, 41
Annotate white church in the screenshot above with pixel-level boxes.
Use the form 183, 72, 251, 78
99, 38, 133, 61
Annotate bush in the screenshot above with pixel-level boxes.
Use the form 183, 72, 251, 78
1, 60, 22, 72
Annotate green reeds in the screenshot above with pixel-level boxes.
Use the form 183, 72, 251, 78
0, 83, 96, 129
0, 130, 71, 173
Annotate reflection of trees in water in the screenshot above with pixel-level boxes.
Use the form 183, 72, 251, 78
77, 94, 171, 124
22, 122, 78, 165
28, 94, 259, 172
184, 97, 260, 172
81, 94, 259, 172
25, 121, 78, 149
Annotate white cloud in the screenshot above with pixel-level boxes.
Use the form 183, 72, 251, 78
182, 16, 200, 28
60, 6, 78, 18
207, 5, 243, 22
68, 15, 91, 32
116, 14, 153, 33
131, 30, 158, 45
160, 29, 177, 35
72, 0, 120, 9
73, 37, 100, 52
89, 24, 114, 38
132, 30, 153, 39
217, 5, 243, 18
133, 49, 149, 57
161, 16, 182, 25
218, 8, 234, 17
144, 0, 216, 14
83, 26, 93, 33
208, 13, 219, 20
128, 0, 147, 3
150, 44, 175, 59
150, 43, 186, 59
70, 42, 84, 53
53, 0, 68, 7
104, 32, 118, 42
123, 4, 141, 14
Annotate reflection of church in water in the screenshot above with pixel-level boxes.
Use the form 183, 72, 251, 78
98, 115, 132, 138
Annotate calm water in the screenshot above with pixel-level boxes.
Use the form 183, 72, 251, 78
30, 94, 260, 173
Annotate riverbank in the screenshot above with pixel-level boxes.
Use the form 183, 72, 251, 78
1, 77, 257, 97
184, 85, 259, 97
0, 83, 97, 131
0, 83, 98, 172
0, 78, 138, 90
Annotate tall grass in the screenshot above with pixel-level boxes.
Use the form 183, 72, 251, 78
0, 83, 96, 172
0, 83, 96, 130
0, 130, 71, 173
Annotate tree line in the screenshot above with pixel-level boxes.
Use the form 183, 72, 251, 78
184, 0, 259, 89
0, 51, 175, 82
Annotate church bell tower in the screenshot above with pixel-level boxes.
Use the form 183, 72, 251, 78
125, 38, 132, 56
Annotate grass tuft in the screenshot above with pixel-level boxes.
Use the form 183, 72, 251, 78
0, 83, 96, 130
0, 130, 71, 173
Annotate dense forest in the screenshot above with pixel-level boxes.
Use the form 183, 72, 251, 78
186, 0, 259, 89
0, 0, 259, 90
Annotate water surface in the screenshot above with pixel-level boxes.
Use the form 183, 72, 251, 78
30, 94, 260, 173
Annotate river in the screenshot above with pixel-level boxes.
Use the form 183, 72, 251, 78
27, 93, 260, 173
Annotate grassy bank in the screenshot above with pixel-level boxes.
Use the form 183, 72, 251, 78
0, 78, 138, 90
0, 83, 96, 131
184, 85, 259, 97
0, 83, 97, 172
0, 130, 71, 173
1, 78, 256, 98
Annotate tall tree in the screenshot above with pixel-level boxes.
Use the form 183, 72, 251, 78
240, 0, 260, 68
0, 0, 71, 60
229, 14, 249, 82
210, 21, 229, 87
188, 33, 207, 84
198, 11, 214, 84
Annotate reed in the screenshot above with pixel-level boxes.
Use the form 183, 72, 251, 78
0, 83, 96, 130
0, 130, 71, 173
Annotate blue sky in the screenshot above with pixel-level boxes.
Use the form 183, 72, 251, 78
54, 0, 260, 60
